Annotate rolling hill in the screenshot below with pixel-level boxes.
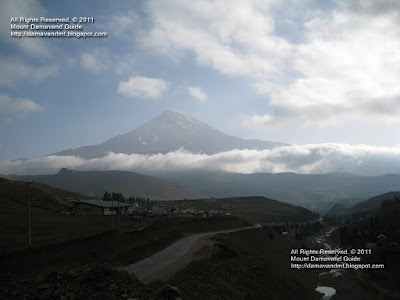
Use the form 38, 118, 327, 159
0, 177, 108, 250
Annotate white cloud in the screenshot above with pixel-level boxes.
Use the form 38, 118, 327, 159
80, 50, 135, 75
251, 7, 400, 127
0, 94, 44, 115
0, 0, 45, 39
114, 54, 136, 76
81, 51, 110, 74
140, 0, 400, 128
336, 0, 400, 14
105, 11, 141, 39
2, 144, 400, 176
141, 0, 292, 78
188, 86, 207, 103
0, 0, 52, 58
117, 76, 170, 99
0, 58, 58, 88
243, 114, 274, 129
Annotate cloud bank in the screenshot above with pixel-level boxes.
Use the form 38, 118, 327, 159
2, 144, 400, 176
141, 0, 291, 78
252, 6, 400, 127
136, 0, 400, 128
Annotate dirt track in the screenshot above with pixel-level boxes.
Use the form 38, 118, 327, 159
120, 226, 254, 282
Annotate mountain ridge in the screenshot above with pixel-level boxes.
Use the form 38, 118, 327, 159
153, 170, 400, 211
7, 168, 205, 200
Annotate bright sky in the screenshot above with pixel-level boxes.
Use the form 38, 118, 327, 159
1, 0, 400, 164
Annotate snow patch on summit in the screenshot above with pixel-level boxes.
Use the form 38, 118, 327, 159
183, 115, 195, 125
138, 136, 146, 145
175, 120, 188, 130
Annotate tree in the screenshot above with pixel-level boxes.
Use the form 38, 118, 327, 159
127, 196, 136, 204
103, 191, 111, 201
111, 192, 125, 203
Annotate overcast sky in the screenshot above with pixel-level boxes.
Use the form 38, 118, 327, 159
1, 0, 400, 174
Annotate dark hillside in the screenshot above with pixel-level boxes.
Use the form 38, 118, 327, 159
0, 177, 92, 211
351, 191, 400, 213
164, 196, 318, 223
333, 195, 400, 293
8, 168, 205, 200
0, 178, 141, 251
325, 202, 351, 216
169, 228, 319, 299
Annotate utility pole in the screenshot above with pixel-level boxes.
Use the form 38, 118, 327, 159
111, 198, 114, 228
141, 198, 144, 222
118, 196, 120, 232
26, 181, 34, 245
146, 198, 149, 221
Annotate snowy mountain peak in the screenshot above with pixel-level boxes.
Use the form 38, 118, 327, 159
52, 110, 288, 159
152, 110, 201, 129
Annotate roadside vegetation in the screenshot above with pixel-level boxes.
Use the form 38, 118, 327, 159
325, 193, 400, 294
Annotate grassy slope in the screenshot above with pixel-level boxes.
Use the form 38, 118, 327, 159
0, 178, 144, 251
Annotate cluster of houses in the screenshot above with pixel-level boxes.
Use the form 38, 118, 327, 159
70, 199, 232, 217
70, 200, 134, 216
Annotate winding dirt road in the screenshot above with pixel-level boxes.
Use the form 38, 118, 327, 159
120, 226, 255, 282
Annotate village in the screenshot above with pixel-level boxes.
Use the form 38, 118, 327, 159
70, 196, 233, 219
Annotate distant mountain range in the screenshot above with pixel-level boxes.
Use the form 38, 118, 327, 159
153, 171, 400, 211
8, 168, 205, 200
52, 110, 287, 159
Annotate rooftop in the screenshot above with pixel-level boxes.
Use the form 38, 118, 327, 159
79, 200, 132, 208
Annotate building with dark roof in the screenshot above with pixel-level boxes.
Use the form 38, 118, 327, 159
72, 200, 133, 216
